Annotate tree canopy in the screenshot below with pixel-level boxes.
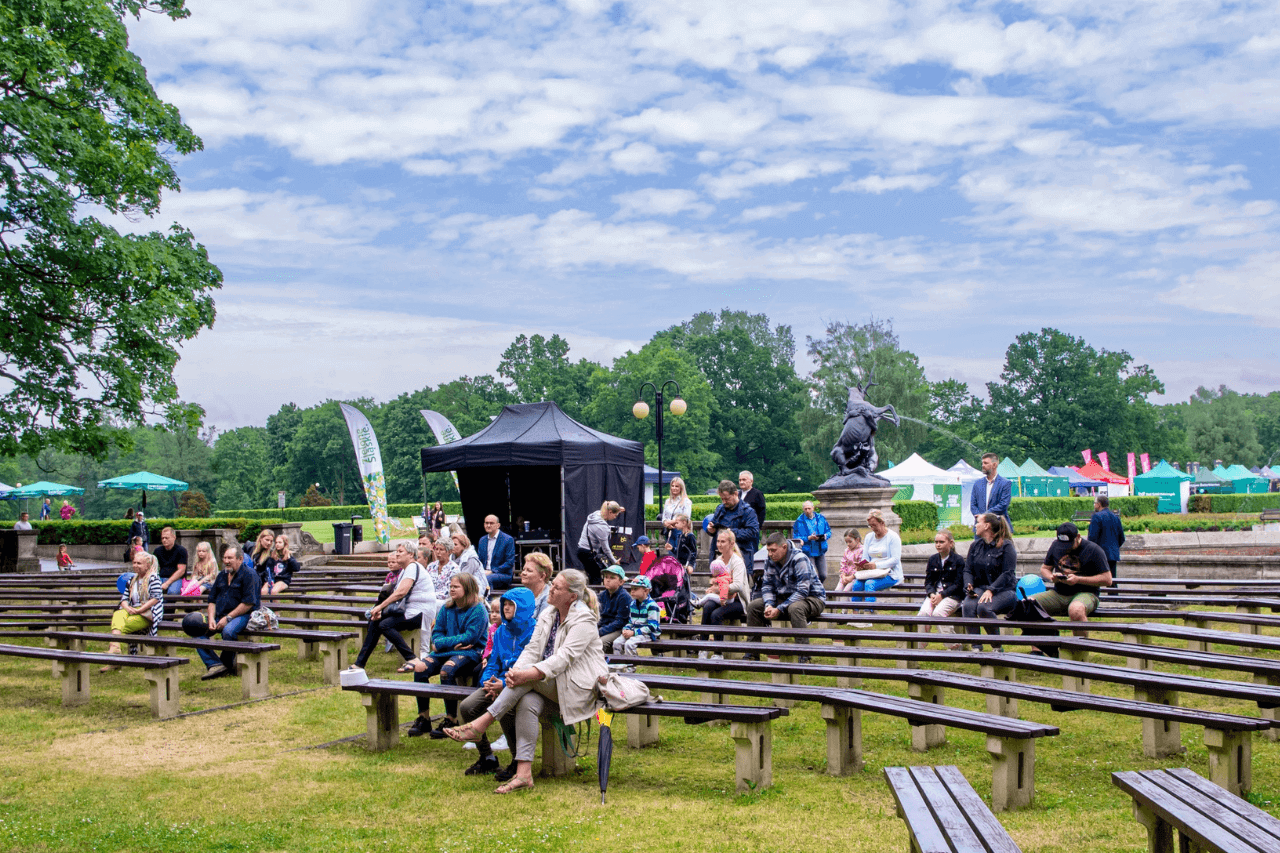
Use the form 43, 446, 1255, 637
0, 0, 220, 460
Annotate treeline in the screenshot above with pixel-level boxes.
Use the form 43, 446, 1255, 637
2, 311, 1276, 520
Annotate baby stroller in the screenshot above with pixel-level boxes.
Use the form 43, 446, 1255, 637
643, 556, 692, 624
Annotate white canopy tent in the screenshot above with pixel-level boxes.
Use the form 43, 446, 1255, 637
946, 459, 984, 526
884, 454, 963, 528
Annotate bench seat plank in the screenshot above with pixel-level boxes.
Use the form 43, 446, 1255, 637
1112, 769, 1272, 853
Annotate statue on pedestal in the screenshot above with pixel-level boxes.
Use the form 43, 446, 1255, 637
817, 377, 900, 491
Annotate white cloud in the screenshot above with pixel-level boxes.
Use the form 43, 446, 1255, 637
740, 202, 805, 222
833, 174, 940, 194
612, 188, 712, 218
1161, 252, 1280, 327
702, 159, 846, 199
609, 142, 669, 175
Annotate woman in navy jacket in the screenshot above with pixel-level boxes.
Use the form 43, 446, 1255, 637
960, 513, 1018, 643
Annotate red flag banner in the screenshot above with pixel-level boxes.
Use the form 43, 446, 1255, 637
1082, 448, 1093, 465
1127, 453, 1137, 480
1140, 453, 1151, 473
1099, 451, 1110, 471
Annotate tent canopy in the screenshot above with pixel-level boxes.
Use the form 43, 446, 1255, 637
881, 453, 961, 485
420, 401, 645, 568
97, 471, 189, 491
1076, 461, 1129, 484
1049, 466, 1106, 488
5, 481, 84, 498
1018, 458, 1055, 477
1193, 467, 1228, 485
946, 459, 983, 483
1134, 460, 1192, 481
1223, 464, 1263, 480
997, 457, 1021, 479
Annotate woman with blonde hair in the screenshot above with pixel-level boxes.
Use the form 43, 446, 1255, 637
697, 528, 749, 650
520, 552, 553, 616
660, 478, 692, 532
102, 551, 164, 671
451, 530, 489, 598
576, 500, 624, 584
445, 569, 606, 794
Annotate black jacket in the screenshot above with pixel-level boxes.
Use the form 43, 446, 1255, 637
740, 488, 766, 528
924, 552, 965, 601
963, 538, 1017, 595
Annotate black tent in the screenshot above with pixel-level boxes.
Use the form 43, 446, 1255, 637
420, 402, 645, 569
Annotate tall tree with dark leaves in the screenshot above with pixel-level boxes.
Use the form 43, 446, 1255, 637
0, 0, 221, 460
981, 328, 1164, 466
496, 333, 600, 420
1180, 386, 1263, 468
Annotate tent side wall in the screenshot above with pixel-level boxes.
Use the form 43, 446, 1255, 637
1133, 476, 1183, 513
563, 462, 645, 568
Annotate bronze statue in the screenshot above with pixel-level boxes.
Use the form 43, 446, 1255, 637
821, 376, 900, 488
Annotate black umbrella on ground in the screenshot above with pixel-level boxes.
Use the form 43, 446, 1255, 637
596, 707, 614, 804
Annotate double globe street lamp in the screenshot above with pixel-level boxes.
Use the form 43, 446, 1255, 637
633, 380, 687, 510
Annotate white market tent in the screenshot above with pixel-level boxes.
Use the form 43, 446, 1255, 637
946, 459, 984, 526
884, 454, 963, 528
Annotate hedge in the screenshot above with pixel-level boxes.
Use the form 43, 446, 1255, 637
1196, 493, 1280, 514
1007, 496, 1157, 522
33, 518, 272, 547
214, 503, 463, 522
893, 501, 939, 532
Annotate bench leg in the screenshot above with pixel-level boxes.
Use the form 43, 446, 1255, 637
1204, 728, 1251, 797
298, 639, 319, 661
319, 641, 348, 686
1132, 687, 1183, 757
401, 628, 421, 658
625, 712, 661, 748
699, 670, 726, 708
906, 683, 948, 750
821, 703, 862, 775
979, 665, 1018, 717
987, 735, 1035, 812
1256, 674, 1280, 742
237, 652, 270, 700
143, 668, 181, 719
1236, 605, 1262, 634
772, 656, 796, 708
730, 720, 772, 794
538, 716, 575, 776
1126, 634, 1152, 671
1131, 800, 1176, 853
1057, 648, 1092, 692
831, 637, 860, 688
361, 692, 399, 751
55, 660, 91, 707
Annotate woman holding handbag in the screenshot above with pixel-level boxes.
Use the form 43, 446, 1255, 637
350, 542, 437, 670
849, 510, 902, 606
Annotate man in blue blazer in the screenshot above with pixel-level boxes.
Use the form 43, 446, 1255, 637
1087, 495, 1126, 576
477, 514, 517, 590
970, 452, 1012, 534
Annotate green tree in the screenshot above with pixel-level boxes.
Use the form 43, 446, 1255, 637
280, 401, 370, 506
0, 0, 221, 460
915, 378, 985, 466
496, 333, 600, 421
210, 426, 272, 511
1182, 386, 1263, 467
980, 328, 1164, 466
804, 318, 932, 472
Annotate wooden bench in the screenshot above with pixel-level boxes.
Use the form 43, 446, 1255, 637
1113, 767, 1280, 853
46, 631, 280, 700
885, 765, 1021, 853
1260, 508, 1280, 523
0, 642, 187, 718
343, 679, 787, 793
158, 620, 359, 686
1072, 510, 1094, 525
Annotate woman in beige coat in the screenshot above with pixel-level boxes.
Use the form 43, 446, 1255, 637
446, 568, 606, 793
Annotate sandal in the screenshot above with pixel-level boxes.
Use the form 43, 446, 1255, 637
98, 665, 121, 673
396, 660, 422, 674
444, 720, 485, 743
494, 776, 534, 794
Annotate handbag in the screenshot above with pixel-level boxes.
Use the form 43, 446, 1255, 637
382, 563, 418, 617
599, 672, 652, 710
855, 566, 890, 581
248, 605, 279, 630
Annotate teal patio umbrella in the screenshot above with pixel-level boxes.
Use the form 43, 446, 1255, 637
6, 481, 85, 498
97, 471, 188, 510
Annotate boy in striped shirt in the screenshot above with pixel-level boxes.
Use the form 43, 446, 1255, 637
613, 576, 661, 657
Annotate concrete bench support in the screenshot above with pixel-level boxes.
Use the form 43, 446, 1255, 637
319, 641, 348, 686
986, 735, 1035, 812
1204, 728, 1252, 797
402, 628, 422, 658
979, 664, 1018, 717
298, 638, 319, 661
144, 668, 181, 719
238, 650, 270, 700
1257, 674, 1280, 742
820, 703, 861, 775
906, 683, 948, 750
830, 637, 860, 688
361, 691, 400, 752
771, 654, 797, 708
1132, 685, 1183, 757
730, 719, 772, 794
55, 659, 91, 707
626, 711, 661, 748
538, 716, 575, 776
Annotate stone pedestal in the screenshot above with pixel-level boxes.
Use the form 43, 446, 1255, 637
0, 529, 41, 573
812, 486, 901, 567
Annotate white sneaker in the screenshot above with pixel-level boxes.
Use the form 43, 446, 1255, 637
463, 741, 476, 750
697, 651, 708, 660
491, 734, 510, 752
710, 654, 724, 661
852, 622, 872, 629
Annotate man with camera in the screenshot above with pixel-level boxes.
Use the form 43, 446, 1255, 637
1032, 522, 1112, 623
792, 500, 833, 582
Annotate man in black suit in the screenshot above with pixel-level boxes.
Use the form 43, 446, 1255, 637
738, 471, 766, 529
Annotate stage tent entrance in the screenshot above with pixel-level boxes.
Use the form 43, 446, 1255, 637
419, 402, 645, 569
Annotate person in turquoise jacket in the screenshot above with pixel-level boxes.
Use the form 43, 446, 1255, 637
455, 586, 537, 778
792, 500, 834, 581
403, 573, 490, 737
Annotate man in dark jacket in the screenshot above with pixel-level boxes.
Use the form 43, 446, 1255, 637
708, 479, 760, 557
1087, 496, 1125, 576
597, 565, 631, 651
747, 533, 826, 659
200, 544, 259, 679
738, 471, 766, 529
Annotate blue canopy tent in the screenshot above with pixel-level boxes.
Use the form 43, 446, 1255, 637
1048, 466, 1106, 494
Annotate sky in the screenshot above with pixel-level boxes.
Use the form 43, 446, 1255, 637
119, 0, 1280, 432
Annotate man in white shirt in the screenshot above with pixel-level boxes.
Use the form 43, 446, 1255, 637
969, 452, 1012, 534
14, 512, 32, 531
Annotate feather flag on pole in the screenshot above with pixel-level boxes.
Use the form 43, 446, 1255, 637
420, 410, 463, 491
339, 403, 391, 545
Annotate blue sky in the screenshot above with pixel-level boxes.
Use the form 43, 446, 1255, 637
121, 0, 1280, 431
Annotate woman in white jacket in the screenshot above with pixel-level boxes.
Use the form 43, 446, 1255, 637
446, 568, 607, 794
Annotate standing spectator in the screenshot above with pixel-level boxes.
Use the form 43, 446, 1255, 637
661, 514, 697, 567
40, 498, 52, 520
707, 479, 760, 560
13, 512, 31, 530
198, 544, 259, 680
597, 565, 630, 652
576, 500, 624, 585
450, 531, 489, 598
130, 512, 150, 551
56, 544, 75, 570
960, 513, 1018, 645
1087, 495, 1126, 577
59, 500, 75, 520
746, 532, 826, 661
477, 514, 516, 591
125, 507, 134, 520
850, 510, 902, 606
917, 530, 965, 644
792, 500, 834, 582
427, 501, 445, 535
153, 526, 189, 597
659, 477, 692, 535
738, 471, 766, 529
969, 452, 1012, 534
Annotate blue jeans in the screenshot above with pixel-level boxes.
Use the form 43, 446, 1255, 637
850, 575, 898, 603
487, 572, 514, 591
166, 578, 184, 597
199, 613, 249, 670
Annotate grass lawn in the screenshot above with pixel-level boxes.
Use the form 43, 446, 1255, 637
300, 517, 419, 545
1, 616, 1278, 852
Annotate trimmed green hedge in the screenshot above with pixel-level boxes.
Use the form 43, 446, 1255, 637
214, 503, 463, 522
33, 518, 272, 546
1199, 493, 1280, 513
893, 501, 939, 532
645, 498, 939, 531
1007, 496, 1157, 521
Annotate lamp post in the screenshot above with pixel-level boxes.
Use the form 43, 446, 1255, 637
633, 380, 687, 508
